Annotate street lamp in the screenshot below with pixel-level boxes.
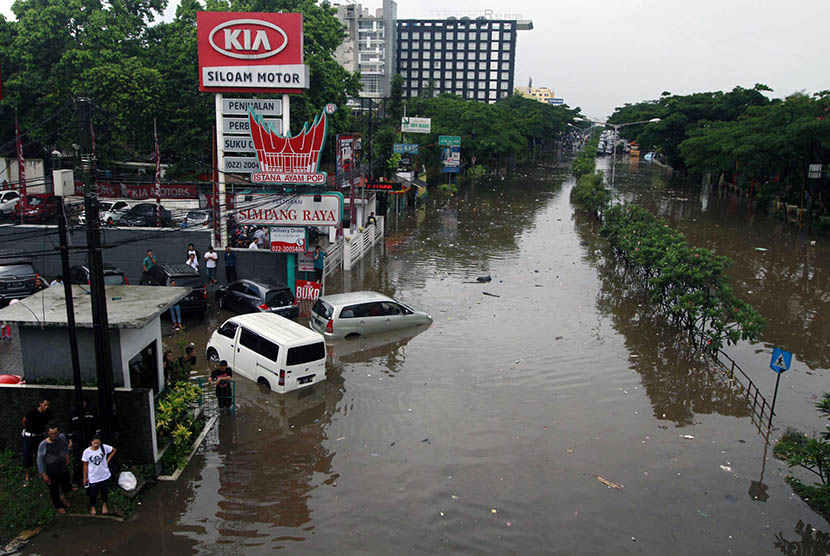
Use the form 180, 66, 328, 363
574, 117, 660, 188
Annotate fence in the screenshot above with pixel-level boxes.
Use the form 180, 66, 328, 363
712, 349, 773, 437
343, 216, 384, 271
191, 377, 236, 416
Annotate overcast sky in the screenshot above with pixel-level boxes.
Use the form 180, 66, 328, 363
2, 0, 828, 119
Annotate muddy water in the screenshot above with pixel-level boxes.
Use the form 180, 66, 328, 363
24, 159, 830, 555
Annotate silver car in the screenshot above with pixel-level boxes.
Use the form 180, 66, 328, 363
309, 291, 432, 339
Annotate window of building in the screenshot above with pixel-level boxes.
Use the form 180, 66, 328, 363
401, 70, 409, 78
489, 80, 498, 90
433, 70, 441, 78
401, 60, 408, 69
457, 31, 466, 40
423, 41, 431, 50
466, 61, 475, 70
467, 71, 475, 80
491, 30, 500, 40
413, 32, 420, 39
412, 60, 419, 69
501, 52, 510, 61
489, 90, 497, 100
502, 42, 510, 50
478, 62, 487, 70
446, 32, 454, 40
478, 71, 488, 80
490, 61, 498, 70
501, 71, 509, 81
504, 23, 512, 29
489, 71, 497, 79
444, 70, 452, 79
412, 41, 420, 50
423, 50, 431, 59
500, 90, 509, 98
466, 90, 474, 99
435, 42, 442, 50
445, 51, 454, 60
455, 71, 463, 79
477, 90, 486, 99
424, 31, 431, 39
401, 50, 409, 59
401, 32, 409, 40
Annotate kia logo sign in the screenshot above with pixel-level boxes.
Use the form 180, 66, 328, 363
208, 19, 288, 60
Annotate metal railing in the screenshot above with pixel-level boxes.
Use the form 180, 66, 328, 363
712, 349, 772, 435
343, 215, 384, 271
191, 377, 236, 416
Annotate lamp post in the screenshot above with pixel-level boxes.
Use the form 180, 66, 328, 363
574, 117, 660, 189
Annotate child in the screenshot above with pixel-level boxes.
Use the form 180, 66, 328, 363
82, 435, 116, 515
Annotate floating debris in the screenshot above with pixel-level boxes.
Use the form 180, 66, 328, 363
595, 476, 623, 489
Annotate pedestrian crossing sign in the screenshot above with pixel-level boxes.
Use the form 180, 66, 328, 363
770, 348, 792, 374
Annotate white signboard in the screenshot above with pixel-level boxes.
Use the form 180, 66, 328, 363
236, 193, 342, 226
808, 164, 822, 179
223, 117, 282, 135
223, 137, 257, 153
401, 117, 431, 134
269, 226, 306, 253
224, 156, 261, 173
222, 98, 282, 116
202, 64, 309, 90
297, 251, 315, 272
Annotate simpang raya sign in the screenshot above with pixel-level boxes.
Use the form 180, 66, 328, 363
236, 192, 343, 226
197, 12, 308, 93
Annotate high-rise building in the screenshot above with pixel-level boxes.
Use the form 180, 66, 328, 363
334, 1, 398, 99
396, 17, 533, 103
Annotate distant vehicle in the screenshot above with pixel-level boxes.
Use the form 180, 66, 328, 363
78, 200, 131, 225
0, 257, 39, 305
309, 291, 432, 339
141, 263, 207, 314
205, 313, 327, 394
118, 203, 173, 227
69, 263, 128, 286
0, 190, 20, 215
182, 209, 212, 228
12, 194, 60, 223
215, 279, 298, 318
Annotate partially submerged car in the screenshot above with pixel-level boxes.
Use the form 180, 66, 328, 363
216, 279, 298, 319
309, 291, 432, 339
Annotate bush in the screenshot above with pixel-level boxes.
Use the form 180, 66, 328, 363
155, 381, 203, 474
0, 449, 55, 543
570, 172, 610, 217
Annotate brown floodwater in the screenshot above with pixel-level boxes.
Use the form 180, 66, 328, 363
22, 156, 830, 555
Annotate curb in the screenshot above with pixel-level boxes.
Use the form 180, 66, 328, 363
157, 414, 218, 482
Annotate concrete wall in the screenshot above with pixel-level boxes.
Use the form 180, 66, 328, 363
19, 327, 124, 386
120, 320, 162, 390
0, 225, 289, 286
0, 384, 158, 464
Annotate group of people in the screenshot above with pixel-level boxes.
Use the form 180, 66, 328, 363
142, 244, 237, 286
21, 398, 116, 515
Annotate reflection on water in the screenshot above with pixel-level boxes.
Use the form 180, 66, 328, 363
326, 325, 430, 371
775, 520, 830, 556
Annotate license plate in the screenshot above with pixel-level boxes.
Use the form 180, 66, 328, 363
298, 375, 315, 384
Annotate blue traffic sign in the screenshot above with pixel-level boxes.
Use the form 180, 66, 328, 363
770, 348, 792, 373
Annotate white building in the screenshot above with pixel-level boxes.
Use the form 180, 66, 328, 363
334, 0, 398, 99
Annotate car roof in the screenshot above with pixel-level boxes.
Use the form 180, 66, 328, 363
159, 263, 199, 276
70, 263, 122, 273
318, 291, 394, 306
225, 313, 323, 345
235, 279, 288, 291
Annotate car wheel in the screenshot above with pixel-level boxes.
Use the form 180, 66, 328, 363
345, 333, 361, 340
257, 377, 270, 390
206, 348, 219, 363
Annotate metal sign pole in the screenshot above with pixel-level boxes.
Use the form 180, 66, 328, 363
215, 93, 227, 246
768, 373, 782, 429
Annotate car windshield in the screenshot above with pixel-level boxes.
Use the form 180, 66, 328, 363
100, 202, 114, 211
27, 197, 43, 206
187, 211, 208, 220
265, 289, 294, 307
169, 275, 203, 288
0, 264, 36, 277
103, 273, 125, 285
131, 205, 153, 215
311, 299, 333, 319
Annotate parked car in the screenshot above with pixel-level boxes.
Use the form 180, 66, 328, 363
78, 200, 131, 225
309, 291, 432, 339
0, 257, 40, 306
69, 263, 128, 285
216, 279, 298, 318
12, 194, 60, 223
205, 313, 326, 394
182, 209, 212, 228
0, 190, 20, 216
141, 263, 207, 314
118, 203, 173, 227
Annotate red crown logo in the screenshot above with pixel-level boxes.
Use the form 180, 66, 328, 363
248, 109, 329, 184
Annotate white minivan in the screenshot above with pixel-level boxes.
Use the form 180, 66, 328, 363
206, 313, 326, 394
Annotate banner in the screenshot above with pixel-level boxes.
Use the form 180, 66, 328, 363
269, 226, 305, 253
73, 181, 199, 199
295, 279, 321, 301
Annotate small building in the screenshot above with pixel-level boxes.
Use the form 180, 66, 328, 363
0, 285, 188, 394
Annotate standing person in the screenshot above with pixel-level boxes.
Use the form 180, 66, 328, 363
185, 253, 199, 272
254, 226, 267, 248
367, 212, 377, 226
168, 280, 183, 330
224, 246, 237, 283
186, 243, 200, 265
37, 424, 72, 514
142, 249, 157, 284
69, 396, 99, 489
82, 435, 116, 515
21, 399, 53, 485
210, 360, 234, 410
204, 246, 218, 285
33, 276, 48, 291
162, 350, 176, 385
247, 237, 258, 250
313, 245, 327, 283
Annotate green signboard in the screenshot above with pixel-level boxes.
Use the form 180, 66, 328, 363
439, 135, 461, 147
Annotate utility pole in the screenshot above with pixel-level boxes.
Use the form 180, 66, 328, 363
77, 96, 116, 444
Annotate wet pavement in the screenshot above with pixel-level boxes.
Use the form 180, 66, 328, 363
18, 156, 830, 555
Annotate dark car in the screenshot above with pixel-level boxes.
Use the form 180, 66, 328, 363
12, 194, 60, 223
69, 263, 128, 286
141, 263, 207, 314
215, 279, 298, 318
0, 258, 40, 305
118, 203, 173, 227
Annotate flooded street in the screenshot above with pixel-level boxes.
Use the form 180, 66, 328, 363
24, 157, 830, 555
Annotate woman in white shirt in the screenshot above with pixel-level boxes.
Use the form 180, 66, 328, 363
186, 253, 199, 271
82, 435, 116, 515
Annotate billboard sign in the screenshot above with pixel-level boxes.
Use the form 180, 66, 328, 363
236, 192, 343, 226
197, 12, 308, 93
297, 251, 316, 272
364, 179, 404, 192
439, 136, 461, 146
222, 98, 282, 116
295, 279, 322, 301
393, 143, 419, 154
223, 116, 282, 135
336, 134, 361, 183
248, 108, 328, 184
549, 98, 564, 105
269, 226, 306, 253
401, 117, 431, 134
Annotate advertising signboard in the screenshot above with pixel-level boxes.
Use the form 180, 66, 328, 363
336, 134, 362, 185
222, 98, 282, 116
295, 279, 322, 301
401, 117, 431, 134
224, 156, 261, 173
223, 117, 282, 135
223, 137, 257, 153
439, 136, 461, 146
197, 12, 308, 93
269, 226, 306, 253
364, 179, 404, 192
235, 192, 343, 226
72, 181, 199, 199
247, 108, 329, 184
549, 98, 564, 105
297, 251, 315, 272
393, 143, 419, 154
441, 143, 461, 173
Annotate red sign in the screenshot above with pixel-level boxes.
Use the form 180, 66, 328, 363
249, 109, 328, 184
295, 280, 321, 301
72, 181, 199, 200
197, 12, 306, 93
364, 179, 404, 192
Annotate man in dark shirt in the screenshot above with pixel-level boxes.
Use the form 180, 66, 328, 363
224, 246, 237, 283
210, 360, 233, 409
37, 424, 72, 513
69, 396, 99, 488
178, 345, 197, 369
21, 399, 53, 484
